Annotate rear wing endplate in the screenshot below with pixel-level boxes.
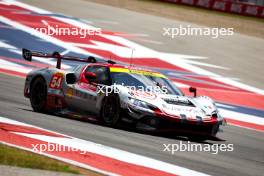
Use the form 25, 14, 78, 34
22, 48, 97, 69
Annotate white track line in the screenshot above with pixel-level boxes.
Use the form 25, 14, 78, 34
219, 109, 264, 125
1, 1, 263, 125
0, 116, 210, 176
3, 0, 264, 95
0, 141, 119, 176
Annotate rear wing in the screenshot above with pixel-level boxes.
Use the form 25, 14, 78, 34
22, 48, 97, 69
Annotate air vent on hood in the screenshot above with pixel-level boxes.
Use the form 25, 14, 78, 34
162, 98, 195, 107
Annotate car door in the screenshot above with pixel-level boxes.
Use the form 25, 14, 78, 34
65, 65, 110, 114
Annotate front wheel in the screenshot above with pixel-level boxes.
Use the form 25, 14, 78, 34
30, 77, 47, 112
188, 124, 220, 142
101, 94, 121, 126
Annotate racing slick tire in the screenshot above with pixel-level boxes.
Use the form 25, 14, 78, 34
188, 123, 220, 142
101, 94, 121, 126
30, 77, 47, 112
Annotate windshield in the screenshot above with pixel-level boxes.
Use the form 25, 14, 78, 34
146, 75, 183, 96
110, 71, 184, 96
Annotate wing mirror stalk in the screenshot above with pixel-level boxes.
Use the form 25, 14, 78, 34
189, 87, 197, 97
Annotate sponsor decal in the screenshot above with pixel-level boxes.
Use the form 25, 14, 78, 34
162, 104, 207, 120
66, 87, 74, 97
132, 90, 157, 100
49, 72, 63, 89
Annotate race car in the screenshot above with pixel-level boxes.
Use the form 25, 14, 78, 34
22, 48, 225, 140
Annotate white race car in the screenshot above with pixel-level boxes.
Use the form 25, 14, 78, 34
23, 48, 225, 140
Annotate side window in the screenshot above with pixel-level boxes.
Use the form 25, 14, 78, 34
85, 65, 97, 73
73, 65, 84, 81
86, 66, 110, 85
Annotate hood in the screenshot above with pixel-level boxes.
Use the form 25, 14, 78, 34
116, 85, 218, 120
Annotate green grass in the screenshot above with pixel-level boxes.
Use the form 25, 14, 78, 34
0, 143, 80, 174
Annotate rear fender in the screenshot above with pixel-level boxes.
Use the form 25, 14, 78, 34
25, 68, 65, 97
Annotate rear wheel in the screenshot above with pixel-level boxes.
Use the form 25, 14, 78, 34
30, 77, 47, 112
101, 94, 121, 126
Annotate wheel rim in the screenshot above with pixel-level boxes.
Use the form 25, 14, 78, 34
32, 82, 46, 108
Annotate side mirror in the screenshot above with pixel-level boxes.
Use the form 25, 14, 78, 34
66, 73, 77, 84
189, 87, 197, 97
85, 72, 97, 82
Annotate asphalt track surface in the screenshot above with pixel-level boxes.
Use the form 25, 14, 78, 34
1, 71, 264, 176
0, 0, 263, 175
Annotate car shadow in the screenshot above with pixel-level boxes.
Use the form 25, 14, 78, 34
20, 108, 226, 144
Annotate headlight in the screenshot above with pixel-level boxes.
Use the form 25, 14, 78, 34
211, 110, 223, 121
129, 98, 156, 110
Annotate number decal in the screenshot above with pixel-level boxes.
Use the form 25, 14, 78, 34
49, 73, 63, 89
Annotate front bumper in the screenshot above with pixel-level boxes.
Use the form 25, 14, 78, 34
126, 104, 224, 136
